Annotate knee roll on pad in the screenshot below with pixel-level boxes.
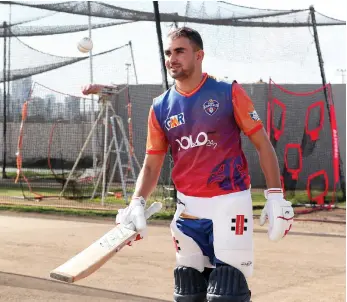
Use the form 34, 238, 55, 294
174, 266, 207, 302
207, 266, 251, 302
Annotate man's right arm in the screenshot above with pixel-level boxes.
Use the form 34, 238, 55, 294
132, 153, 166, 200
133, 105, 169, 200
115, 105, 168, 232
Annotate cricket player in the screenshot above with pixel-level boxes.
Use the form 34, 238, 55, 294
87, 27, 294, 302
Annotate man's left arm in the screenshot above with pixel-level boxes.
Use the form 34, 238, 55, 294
248, 128, 281, 189
232, 82, 294, 241
232, 81, 281, 188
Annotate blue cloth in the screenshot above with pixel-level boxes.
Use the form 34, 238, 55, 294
176, 217, 225, 266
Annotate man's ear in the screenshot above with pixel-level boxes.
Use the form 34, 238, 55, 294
196, 49, 204, 62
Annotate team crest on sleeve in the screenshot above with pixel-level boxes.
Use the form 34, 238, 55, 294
203, 99, 219, 116
165, 112, 185, 130
249, 110, 260, 121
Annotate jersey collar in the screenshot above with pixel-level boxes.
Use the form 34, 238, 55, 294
174, 73, 208, 98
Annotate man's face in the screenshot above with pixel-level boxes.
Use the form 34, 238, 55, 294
164, 36, 203, 80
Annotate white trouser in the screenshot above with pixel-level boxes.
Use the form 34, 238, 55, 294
170, 189, 254, 277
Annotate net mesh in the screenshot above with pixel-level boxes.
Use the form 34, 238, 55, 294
1, 80, 345, 207
2, 1, 344, 25
12, 82, 170, 206
0, 20, 134, 37
15, 82, 99, 200
0, 1, 345, 86
182, 4, 345, 84
0, 5, 58, 27
0, 32, 130, 83
268, 80, 344, 205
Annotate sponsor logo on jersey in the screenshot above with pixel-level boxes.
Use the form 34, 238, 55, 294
203, 99, 219, 116
249, 110, 260, 121
176, 132, 217, 151
165, 113, 185, 130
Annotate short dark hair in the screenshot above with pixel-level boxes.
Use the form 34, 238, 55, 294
167, 27, 203, 50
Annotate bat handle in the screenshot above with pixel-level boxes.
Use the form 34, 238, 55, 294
144, 202, 162, 220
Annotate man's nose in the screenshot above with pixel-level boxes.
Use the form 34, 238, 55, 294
169, 53, 177, 64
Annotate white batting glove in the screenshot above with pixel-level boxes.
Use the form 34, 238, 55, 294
115, 196, 147, 234
259, 189, 294, 242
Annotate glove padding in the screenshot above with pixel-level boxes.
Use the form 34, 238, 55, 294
115, 197, 147, 244
260, 190, 294, 242
116, 196, 146, 231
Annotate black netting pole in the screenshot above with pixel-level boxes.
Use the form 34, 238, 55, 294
152, 1, 176, 204
2, 22, 7, 179
310, 5, 346, 201
153, 1, 169, 91
310, 6, 328, 98
7, 5, 11, 123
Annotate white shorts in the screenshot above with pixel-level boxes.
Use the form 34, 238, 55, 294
170, 189, 254, 277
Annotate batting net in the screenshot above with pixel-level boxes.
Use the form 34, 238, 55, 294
268, 80, 344, 206
0, 31, 130, 83
0, 1, 345, 86
15, 82, 101, 201
14, 82, 170, 206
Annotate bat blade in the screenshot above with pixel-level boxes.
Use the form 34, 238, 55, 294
50, 202, 162, 283
50, 225, 136, 283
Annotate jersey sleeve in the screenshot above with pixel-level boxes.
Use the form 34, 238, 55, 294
146, 106, 169, 154
232, 82, 263, 136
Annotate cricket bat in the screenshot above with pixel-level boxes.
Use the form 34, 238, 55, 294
50, 202, 162, 283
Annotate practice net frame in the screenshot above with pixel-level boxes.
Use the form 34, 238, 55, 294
268, 79, 344, 208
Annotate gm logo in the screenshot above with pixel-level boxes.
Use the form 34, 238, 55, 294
165, 113, 185, 130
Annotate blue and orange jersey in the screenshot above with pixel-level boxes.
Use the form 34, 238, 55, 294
146, 73, 263, 197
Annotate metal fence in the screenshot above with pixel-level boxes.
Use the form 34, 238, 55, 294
0, 82, 345, 209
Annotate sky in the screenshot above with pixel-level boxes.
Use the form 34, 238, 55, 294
0, 0, 346, 97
